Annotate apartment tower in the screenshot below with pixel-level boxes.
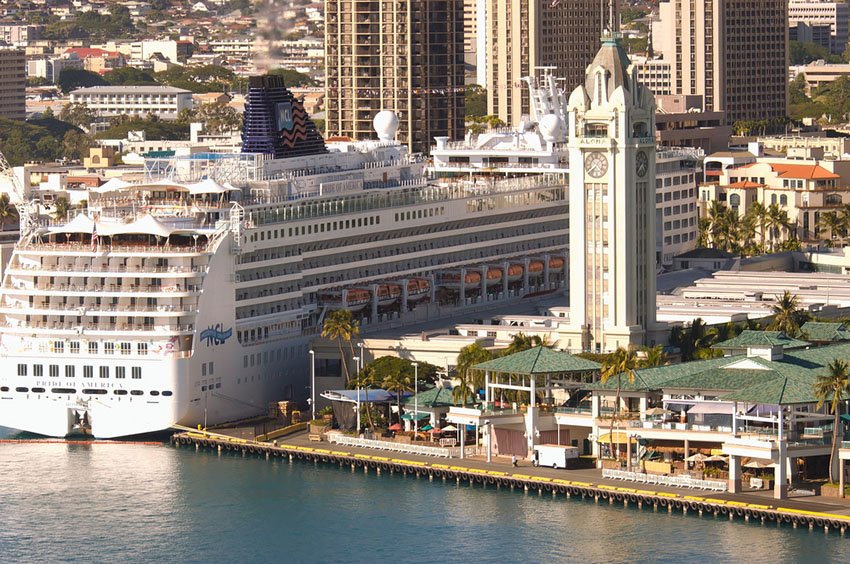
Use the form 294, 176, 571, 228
486, 0, 606, 126
653, 0, 788, 124
0, 48, 25, 120
324, 0, 465, 154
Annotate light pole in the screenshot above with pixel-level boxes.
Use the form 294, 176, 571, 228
353, 355, 361, 434
484, 420, 492, 463
357, 342, 364, 371
309, 349, 316, 421
412, 362, 419, 433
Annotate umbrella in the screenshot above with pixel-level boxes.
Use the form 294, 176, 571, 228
744, 459, 773, 469
644, 407, 669, 417
388, 423, 403, 431
705, 455, 728, 463
429, 427, 442, 433
421, 424, 433, 431
443, 425, 458, 431
685, 453, 708, 462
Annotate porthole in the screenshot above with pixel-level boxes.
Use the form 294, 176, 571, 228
130, 390, 143, 396
162, 391, 173, 397
150, 391, 160, 396
114, 390, 128, 396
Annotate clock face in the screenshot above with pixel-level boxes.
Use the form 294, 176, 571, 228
636, 150, 648, 177
584, 152, 608, 178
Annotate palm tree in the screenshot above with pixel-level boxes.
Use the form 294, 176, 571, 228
639, 344, 667, 368
819, 210, 845, 248
814, 359, 850, 484
379, 366, 414, 424
452, 342, 492, 407
600, 347, 638, 463
0, 193, 17, 231
697, 217, 711, 248
502, 332, 550, 356
53, 197, 70, 222
748, 201, 768, 251
765, 203, 792, 252
321, 309, 359, 386
767, 290, 806, 336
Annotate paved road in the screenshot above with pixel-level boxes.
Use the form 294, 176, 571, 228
283, 431, 850, 515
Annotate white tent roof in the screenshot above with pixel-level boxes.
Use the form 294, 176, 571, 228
90, 178, 131, 193
185, 178, 233, 195
96, 215, 173, 237
49, 213, 94, 234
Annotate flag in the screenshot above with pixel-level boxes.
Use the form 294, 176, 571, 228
91, 224, 98, 251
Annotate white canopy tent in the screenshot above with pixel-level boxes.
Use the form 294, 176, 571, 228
48, 213, 94, 234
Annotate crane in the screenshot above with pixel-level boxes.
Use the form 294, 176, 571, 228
0, 148, 37, 237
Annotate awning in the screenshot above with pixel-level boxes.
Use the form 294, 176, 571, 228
597, 431, 635, 444
90, 178, 131, 193
320, 389, 403, 403
95, 215, 174, 238
401, 412, 430, 421
687, 402, 735, 415
49, 213, 94, 234
185, 178, 237, 195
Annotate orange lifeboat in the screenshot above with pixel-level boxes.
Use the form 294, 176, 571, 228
440, 270, 482, 290
485, 267, 502, 284
527, 260, 544, 276
407, 278, 431, 301
507, 264, 524, 281
319, 288, 371, 311
548, 257, 565, 270
374, 283, 402, 306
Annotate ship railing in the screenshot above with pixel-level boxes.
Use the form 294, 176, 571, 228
6, 283, 200, 294
328, 434, 463, 458
3, 321, 196, 333
4, 303, 196, 314
20, 242, 208, 255
10, 263, 204, 274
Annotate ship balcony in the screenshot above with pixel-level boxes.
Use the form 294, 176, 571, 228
6, 282, 201, 296
0, 302, 196, 316
8, 263, 206, 277
2, 320, 195, 336
19, 241, 210, 257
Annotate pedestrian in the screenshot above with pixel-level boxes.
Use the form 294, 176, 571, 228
511, 455, 517, 467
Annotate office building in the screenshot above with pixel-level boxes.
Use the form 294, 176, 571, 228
789, 0, 849, 55
654, 0, 788, 124
69, 85, 193, 120
324, 0, 465, 154
486, 0, 606, 126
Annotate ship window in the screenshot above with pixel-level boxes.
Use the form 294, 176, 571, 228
105, 342, 115, 355
0, 386, 6, 392
49, 365, 59, 378
243, 355, 248, 368
53, 341, 64, 353
70, 342, 80, 354
89, 342, 98, 354
17, 364, 26, 376
16, 387, 28, 392
138, 343, 148, 355
130, 390, 143, 396
162, 390, 173, 396
116, 367, 125, 379
120, 342, 131, 355
83, 389, 107, 395
150, 390, 160, 396
65, 366, 75, 378
114, 390, 128, 395
84, 366, 93, 378
99, 366, 109, 379
209, 362, 214, 375
132, 367, 141, 379
32, 387, 45, 393
33, 364, 43, 377
52, 388, 75, 394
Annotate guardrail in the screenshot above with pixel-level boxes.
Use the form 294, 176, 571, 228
328, 433, 468, 458
602, 468, 727, 492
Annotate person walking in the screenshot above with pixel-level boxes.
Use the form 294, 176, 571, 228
511, 455, 517, 467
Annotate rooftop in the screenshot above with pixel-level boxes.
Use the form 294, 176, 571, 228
712, 330, 810, 350
70, 85, 192, 95
473, 346, 601, 375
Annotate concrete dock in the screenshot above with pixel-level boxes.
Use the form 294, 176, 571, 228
173, 429, 850, 535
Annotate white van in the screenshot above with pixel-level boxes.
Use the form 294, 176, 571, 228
531, 444, 580, 469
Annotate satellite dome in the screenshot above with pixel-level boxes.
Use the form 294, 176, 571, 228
538, 114, 562, 142
373, 111, 399, 142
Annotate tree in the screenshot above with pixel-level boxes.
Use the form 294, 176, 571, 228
321, 309, 359, 386
57, 69, 107, 94
502, 333, 549, 356
453, 342, 492, 407
59, 102, 97, 129
0, 193, 18, 230
195, 101, 242, 134
814, 359, 850, 483
768, 290, 807, 336
465, 85, 487, 117
267, 68, 317, 87
600, 347, 638, 463
103, 67, 156, 86
52, 197, 70, 221
62, 130, 95, 161
819, 210, 845, 247
639, 345, 668, 368
789, 40, 842, 65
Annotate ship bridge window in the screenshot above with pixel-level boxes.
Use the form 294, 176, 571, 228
83, 389, 107, 395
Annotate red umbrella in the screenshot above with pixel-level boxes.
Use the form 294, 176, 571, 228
389, 423, 403, 431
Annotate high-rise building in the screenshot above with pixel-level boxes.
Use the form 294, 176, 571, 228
654, 0, 788, 124
324, 0, 465, 154
789, 0, 849, 55
561, 33, 658, 352
486, 0, 606, 127
0, 48, 25, 121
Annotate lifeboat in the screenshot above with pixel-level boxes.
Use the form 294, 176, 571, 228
527, 260, 544, 277
507, 264, 524, 282
319, 288, 371, 311
485, 267, 502, 285
548, 257, 565, 270
440, 270, 482, 290
373, 283, 402, 306
406, 278, 431, 301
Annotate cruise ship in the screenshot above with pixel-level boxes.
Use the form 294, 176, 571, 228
0, 75, 569, 438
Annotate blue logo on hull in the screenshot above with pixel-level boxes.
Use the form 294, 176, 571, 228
200, 324, 232, 346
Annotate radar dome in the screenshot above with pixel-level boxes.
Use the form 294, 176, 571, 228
373, 111, 399, 142
538, 114, 562, 142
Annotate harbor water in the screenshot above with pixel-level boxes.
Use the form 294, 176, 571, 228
0, 429, 847, 563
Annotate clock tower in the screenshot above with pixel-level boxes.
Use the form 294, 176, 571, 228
562, 32, 658, 352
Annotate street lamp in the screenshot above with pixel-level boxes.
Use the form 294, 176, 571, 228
353, 355, 361, 433
357, 342, 364, 372
309, 349, 316, 421
483, 419, 492, 463
412, 362, 419, 433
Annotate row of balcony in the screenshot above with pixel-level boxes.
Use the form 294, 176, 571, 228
4, 321, 195, 333
12, 263, 204, 275
7, 283, 200, 294
2, 303, 196, 315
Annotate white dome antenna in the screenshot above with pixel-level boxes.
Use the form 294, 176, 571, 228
373, 111, 399, 142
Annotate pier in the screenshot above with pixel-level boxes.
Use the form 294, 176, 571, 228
172, 429, 850, 535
